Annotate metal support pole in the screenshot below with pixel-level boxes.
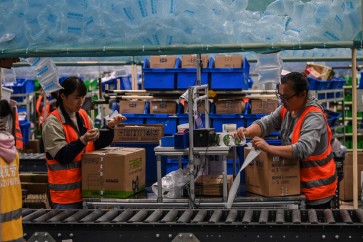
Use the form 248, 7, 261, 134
352, 48, 358, 209
188, 86, 195, 202
196, 54, 202, 86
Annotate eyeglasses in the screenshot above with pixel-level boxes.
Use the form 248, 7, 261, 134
275, 92, 297, 103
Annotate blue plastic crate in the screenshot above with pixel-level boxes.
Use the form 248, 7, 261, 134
145, 114, 178, 135
209, 57, 251, 90
122, 114, 145, 124
308, 77, 330, 90
19, 120, 31, 145
330, 77, 346, 89
4, 78, 35, 101
121, 75, 132, 90
325, 110, 341, 127
176, 70, 209, 89
161, 136, 175, 147
210, 114, 244, 132
166, 158, 189, 174
143, 58, 180, 90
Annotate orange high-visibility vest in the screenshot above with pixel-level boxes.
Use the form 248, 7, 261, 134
35, 95, 51, 126
281, 106, 337, 201
46, 109, 95, 204
14, 112, 23, 150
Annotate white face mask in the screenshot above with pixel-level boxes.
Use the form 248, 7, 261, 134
0, 130, 13, 141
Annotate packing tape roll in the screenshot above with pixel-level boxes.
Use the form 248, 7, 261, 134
216, 132, 246, 146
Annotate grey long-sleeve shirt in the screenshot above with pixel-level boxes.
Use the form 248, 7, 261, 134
254, 97, 329, 161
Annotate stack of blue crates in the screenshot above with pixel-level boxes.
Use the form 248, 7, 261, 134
143, 56, 253, 91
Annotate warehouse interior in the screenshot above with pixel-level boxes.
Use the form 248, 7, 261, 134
1, 0, 363, 241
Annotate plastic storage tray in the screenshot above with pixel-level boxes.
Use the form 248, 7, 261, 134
209, 57, 251, 90
143, 58, 180, 90
308, 77, 330, 90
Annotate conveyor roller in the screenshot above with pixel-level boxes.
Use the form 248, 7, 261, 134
23, 208, 363, 242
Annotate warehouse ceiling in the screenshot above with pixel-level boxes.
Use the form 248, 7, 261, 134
0, 0, 361, 58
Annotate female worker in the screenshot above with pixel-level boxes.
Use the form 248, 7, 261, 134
235, 72, 337, 209
42, 77, 126, 209
0, 131, 23, 242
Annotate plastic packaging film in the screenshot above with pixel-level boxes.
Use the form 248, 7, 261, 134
226, 144, 261, 209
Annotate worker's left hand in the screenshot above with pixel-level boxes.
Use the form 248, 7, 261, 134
251, 136, 270, 152
107, 114, 127, 128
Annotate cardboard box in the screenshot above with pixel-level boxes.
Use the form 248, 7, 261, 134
195, 175, 233, 196
214, 55, 243, 68
82, 147, 145, 198
20, 173, 50, 209
244, 147, 300, 197
306, 63, 334, 80
23, 139, 41, 153
150, 56, 177, 69
150, 100, 177, 114
119, 100, 146, 114
339, 152, 363, 201
215, 99, 245, 114
250, 99, 279, 114
113, 124, 164, 143
181, 54, 209, 68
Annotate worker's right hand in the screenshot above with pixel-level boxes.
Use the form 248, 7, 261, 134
80, 128, 100, 144
233, 127, 248, 141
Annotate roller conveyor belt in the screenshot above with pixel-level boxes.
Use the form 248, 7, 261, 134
23, 208, 363, 242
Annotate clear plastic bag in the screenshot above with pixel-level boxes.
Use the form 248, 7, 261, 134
152, 168, 191, 199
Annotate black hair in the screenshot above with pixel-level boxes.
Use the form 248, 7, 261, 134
52, 77, 87, 107
0, 99, 13, 117
281, 72, 309, 96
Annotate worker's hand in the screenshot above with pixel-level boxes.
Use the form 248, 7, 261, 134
107, 114, 127, 128
80, 128, 100, 144
233, 127, 248, 141
251, 136, 270, 152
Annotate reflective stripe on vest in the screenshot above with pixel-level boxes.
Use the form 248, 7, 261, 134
46, 108, 95, 204
15, 113, 23, 150
0, 208, 22, 223
49, 181, 82, 191
280, 105, 337, 201
300, 152, 334, 169
47, 160, 81, 171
